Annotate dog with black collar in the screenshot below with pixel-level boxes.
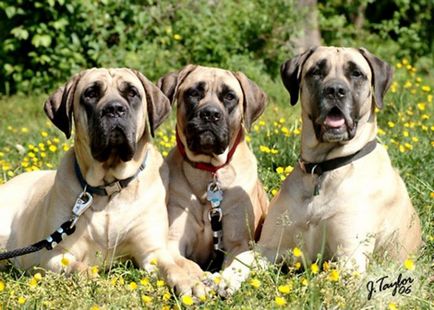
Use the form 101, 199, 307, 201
220, 46, 422, 293
0, 68, 205, 296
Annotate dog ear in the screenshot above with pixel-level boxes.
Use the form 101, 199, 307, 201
157, 64, 198, 104
234, 72, 267, 131
133, 70, 172, 137
358, 48, 394, 109
44, 73, 82, 139
280, 47, 317, 106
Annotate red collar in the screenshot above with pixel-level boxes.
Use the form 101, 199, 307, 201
176, 128, 243, 173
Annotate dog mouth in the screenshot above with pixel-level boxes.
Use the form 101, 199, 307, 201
185, 125, 229, 156
315, 107, 356, 142
91, 123, 136, 162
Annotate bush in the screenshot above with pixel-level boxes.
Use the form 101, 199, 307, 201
0, 0, 302, 95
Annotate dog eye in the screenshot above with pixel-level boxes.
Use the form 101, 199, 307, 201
84, 87, 98, 99
188, 89, 200, 98
352, 70, 363, 78
128, 87, 138, 98
224, 92, 236, 101
310, 68, 322, 78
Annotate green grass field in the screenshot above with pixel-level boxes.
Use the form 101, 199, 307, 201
0, 59, 433, 309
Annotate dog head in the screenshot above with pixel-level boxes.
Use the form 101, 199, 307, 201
281, 46, 393, 143
158, 65, 266, 165
44, 68, 171, 164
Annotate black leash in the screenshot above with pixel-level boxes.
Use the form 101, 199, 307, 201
0, 220, 76, 261
0, 151, 149, 261
206, 175, 226, 272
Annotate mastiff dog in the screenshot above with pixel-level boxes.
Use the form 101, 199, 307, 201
220, 46, 422, 292
157, 65, 269, 277
0, 68, 204, 295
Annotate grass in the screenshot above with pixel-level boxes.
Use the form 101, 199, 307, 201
0, 59, 433, 309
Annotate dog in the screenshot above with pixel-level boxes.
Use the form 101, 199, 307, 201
0, 68, 205, 296
157, 65, 269, 278
220, 46, 422, 292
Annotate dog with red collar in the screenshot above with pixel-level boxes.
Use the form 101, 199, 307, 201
157, 65, 269, 279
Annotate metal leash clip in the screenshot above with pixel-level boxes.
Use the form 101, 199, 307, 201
207, 180, 223, 221
70, 188, 93, 228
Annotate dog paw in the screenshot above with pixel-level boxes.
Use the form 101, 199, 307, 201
166, 269, 208, 298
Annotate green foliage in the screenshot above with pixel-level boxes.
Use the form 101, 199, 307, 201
318, 0, 433, 64
0, 0, 301, 95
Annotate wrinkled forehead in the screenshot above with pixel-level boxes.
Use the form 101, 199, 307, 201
76, 68, 143, 93
179, 66, 243, 95
303, 47, 372, 77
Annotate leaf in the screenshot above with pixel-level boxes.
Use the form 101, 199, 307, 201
11, 27, 29, 40
31, 34, 52, 48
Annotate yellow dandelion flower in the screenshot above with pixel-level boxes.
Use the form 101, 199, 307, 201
396, 63, 402, 69
140, 278, 150, 286
110, 277, 117, 286
430, 192, 434, 199
403, 130, 409, 137
90, 266, 99, 276
246, 135, 251, 142
181, 295, 194, 306
404, 143, 413, 150
199, 295, 207, 302
293, 247, 302, 257
141, 295, 153, 304
428, 94, 432, 102
28, 152, 36, 158
173, 34, 182, 41
18, 296, 26, 304
417, 103, 426, 111
156, 280, 165, 287
63, 144, 70, 152
388, 302, 398, 310
40, 152, 46, 158
404, 259, 415, 271
41, 131, 48, 137
294, 262, 301, 270
270, 149, 278, 154
285, 166, 293, 174
259, 145, 270, 153
276, 167, 284, 174
21, 127, 29, 133
7, 171, 14, 177
294, 128, 301, 135
421, 85, 431, 92
301, 277, 309, 286
213, 276, 221, 285
402, 58, 408, 65
403, 81, 412, 88
162, 151, 168, 157
118, 277, 125, 285
271, 189, 278, 196
49, 145, 57, 152
399, 145, 405, 153
411, 137, 419, 142
378, 128, 386, 135
128, 281, 138, 290
0, 280, 5, 291
90, 305, 100, 310
28, 277, 38, 288
310, 263, 319, 274
162, 292, 171, 301
275, 296, 287, 306
328, 269, 340, 282
53, 138, 60, 143
33, 273, 42, 281
249, 278, 261, 288
387, 121, 395, 128
278, 284, 292, 294
60, 257, 70, 267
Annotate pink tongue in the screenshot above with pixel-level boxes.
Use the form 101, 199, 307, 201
324, 115, 345, 128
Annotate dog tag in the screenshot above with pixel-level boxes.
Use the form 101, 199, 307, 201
207, 182, 223, 208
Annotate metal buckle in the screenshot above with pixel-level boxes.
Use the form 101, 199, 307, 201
105, 181, 122, 196
208, 207, 223, 222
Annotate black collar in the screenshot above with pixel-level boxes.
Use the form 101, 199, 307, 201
74, 151, 149, 196
299, 140, 377, 176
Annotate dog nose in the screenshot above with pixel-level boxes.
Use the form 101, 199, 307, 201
199, 106, 222, 123
102, 101, 127, 118
324, 82, 348, 99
